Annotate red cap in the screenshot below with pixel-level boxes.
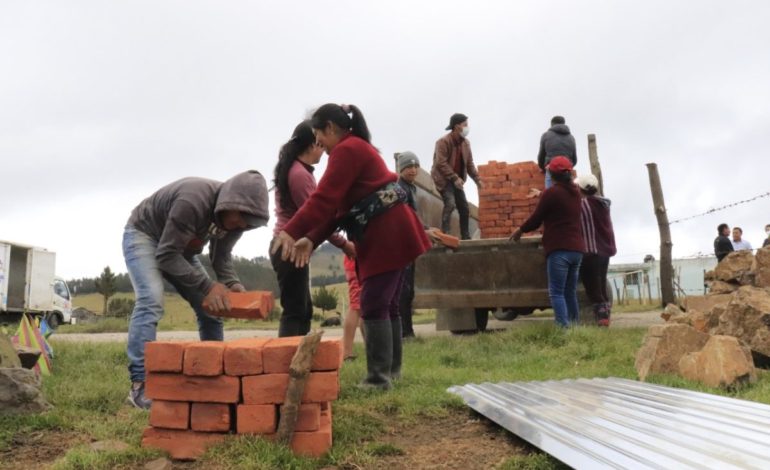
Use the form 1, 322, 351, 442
547, 156, 573, 172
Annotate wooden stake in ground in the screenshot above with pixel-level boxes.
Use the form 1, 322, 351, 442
587, 134, 605, 196
276, 330, 324, 444
646, 163, 675, 306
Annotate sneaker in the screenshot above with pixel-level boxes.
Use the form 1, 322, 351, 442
127, 382, 152, 410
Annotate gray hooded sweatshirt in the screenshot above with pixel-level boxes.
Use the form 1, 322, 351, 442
537, 123, 577, 170
127, 170, 269, 294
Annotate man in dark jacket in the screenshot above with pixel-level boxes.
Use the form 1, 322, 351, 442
431, 113, 483, 239
124, 170, 269, 409
396, 151, 427, 338
714, 223, 734, 262
537, 116, 577, 188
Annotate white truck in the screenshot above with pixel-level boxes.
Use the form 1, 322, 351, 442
0, 241, 73, 329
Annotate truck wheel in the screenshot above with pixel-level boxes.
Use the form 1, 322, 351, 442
475, 308, 489, 332
46, 312, 61, 330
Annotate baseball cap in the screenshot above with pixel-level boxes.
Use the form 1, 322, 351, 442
445, 113, 468, 130
546, 156, 573, 172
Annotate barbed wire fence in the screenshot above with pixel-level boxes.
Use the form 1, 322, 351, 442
668, 190, 770, 225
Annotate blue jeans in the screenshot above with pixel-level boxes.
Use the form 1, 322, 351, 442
123, 225, 223, 383
544, 169, 553, 189
547, 250, 583, 327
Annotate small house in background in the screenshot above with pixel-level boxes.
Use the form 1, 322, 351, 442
608, 255, 718, 304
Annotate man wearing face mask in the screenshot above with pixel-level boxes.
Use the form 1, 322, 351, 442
123, 170, 269, 409
431, 113, 483, 240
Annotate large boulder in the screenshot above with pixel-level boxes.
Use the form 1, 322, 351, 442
709, 280, 740, 294
0, 335, 21, 368
635, 324, 710, 381
683, 294, 732, 314
0, 367, 51, 415
714, 250, 755, 284
713, 286, 770, 361
660, 303, 686, 322
752, 246, 770, 288
669, 308, 720, 334
679, 335, 756, 388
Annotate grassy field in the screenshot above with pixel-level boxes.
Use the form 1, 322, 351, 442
60, 285, 437, 334
3, 324, 770, 469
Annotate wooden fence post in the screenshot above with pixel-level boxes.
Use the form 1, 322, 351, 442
587, 134, 605, 196
646, 163, 675, 306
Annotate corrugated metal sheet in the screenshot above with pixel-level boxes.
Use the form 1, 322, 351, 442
448, 377, 770, 469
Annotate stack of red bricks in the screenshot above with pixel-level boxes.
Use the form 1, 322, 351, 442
141, 336, 342, 460
477, 161, 545, 238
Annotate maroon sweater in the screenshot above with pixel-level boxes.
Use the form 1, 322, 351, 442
520, 182, 585, 256
282, 134, 431, 281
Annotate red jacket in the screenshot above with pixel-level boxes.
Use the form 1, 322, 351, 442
283, 134, 431, 281
520, 182, 585, 256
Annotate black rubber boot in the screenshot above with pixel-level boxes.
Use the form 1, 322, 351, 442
391, 318, 403, 380
278, 317, 305, 337
361, 319, 393, 390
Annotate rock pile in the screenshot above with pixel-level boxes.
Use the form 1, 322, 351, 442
636, 246, 770, 387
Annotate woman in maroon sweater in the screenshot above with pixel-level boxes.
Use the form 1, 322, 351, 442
510, 156, 585, 327
272, 104, 431, 389
271, 120, 355, 337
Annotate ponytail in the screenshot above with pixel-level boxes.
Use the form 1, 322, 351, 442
273, 120, 315, 209
311, 103, 372, 144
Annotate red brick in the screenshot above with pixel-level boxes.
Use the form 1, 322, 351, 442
290, 411, 332, 458
191, 403, 232, 432
145, 341, 189, 373
236, 404, 278, 434
203, 291, 274, 319
242, 373, 290, 404
241, 372, 338, 404
149, 400, 190, 430
183, 342, 225, 376
262, 337, 302, 374
141, 426, 226, 460
311, 339, 343, 371
146, 373, 240, 403
303, 372, 339, 403
433, 231, 460, 249
224, 338, 269, 376
292, 403, 321, 432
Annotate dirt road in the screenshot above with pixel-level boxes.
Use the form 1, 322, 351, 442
53, 310, 663, 343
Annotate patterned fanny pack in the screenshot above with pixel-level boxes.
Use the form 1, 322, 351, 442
338, 182, 407, 241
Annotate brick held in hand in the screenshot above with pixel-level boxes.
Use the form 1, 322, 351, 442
191, 403, 232, 432
145, 341, 190, 373
223, 338, 270, 376
183, 341, 225, 376
203, 291, 274, 319
433, 230, 460, 249
145, 373, 240, 403
149, 400, 190, 430
141, 426, 227, 460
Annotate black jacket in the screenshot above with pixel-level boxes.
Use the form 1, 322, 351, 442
537, 124, 577, 170
714, 235, 734, 262
128, 171, 269, 293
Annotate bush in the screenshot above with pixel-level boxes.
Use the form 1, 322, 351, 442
107, 298, 135, 318
312, 285, 338, 313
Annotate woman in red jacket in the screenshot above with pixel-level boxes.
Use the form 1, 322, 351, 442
271, 120, 355, 337
272, 104, 431, 390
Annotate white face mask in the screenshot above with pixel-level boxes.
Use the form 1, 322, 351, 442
461, 127, 470, 137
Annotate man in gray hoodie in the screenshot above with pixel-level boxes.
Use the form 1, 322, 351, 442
537, 115, 577, 188
123, 170, 269, 409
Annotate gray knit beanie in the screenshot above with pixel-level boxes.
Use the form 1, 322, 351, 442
397, 151, 420, 173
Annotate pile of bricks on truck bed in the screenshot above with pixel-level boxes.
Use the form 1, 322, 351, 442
477, 161, 544, 239
141, 337, 342, 460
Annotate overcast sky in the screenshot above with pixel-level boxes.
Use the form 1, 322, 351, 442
2, 1, 769, 279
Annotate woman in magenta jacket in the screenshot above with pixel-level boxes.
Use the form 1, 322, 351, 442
272, 103, 431, 390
